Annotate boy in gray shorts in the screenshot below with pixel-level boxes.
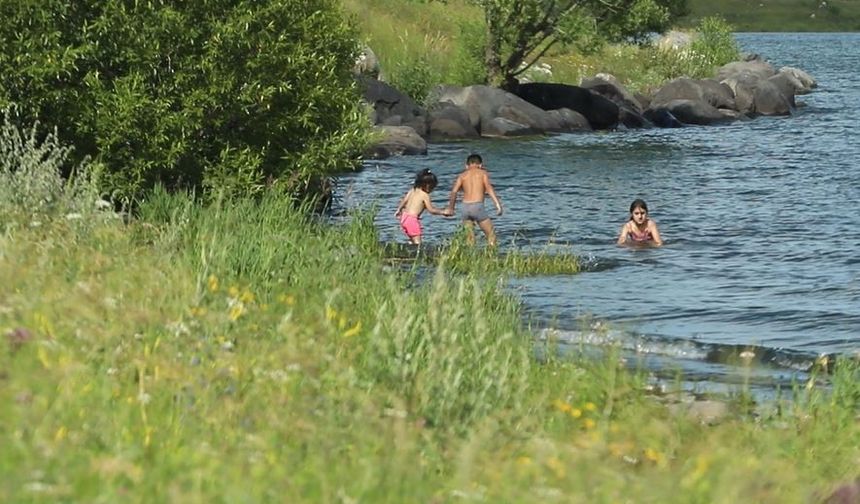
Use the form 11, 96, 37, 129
446, 153, 503, 246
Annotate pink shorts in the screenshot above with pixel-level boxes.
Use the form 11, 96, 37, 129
399, 213, 422, 238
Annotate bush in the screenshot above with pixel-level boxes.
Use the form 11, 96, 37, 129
0, 105, 101, 224
0, 0, 369, 203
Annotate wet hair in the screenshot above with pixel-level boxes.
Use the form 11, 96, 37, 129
413, 168, 438, 191
466, 153, 483, 165
629, 198, 649, 216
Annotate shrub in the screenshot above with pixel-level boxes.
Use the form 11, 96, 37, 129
0, 0, 369, 203
0, 105, 101, 224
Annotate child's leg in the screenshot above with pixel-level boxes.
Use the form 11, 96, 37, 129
464, 221, 475, 245
411, 234, 422, 245
477, 218, 496, 246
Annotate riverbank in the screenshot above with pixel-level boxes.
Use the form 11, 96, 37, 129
1, 191, 857, 502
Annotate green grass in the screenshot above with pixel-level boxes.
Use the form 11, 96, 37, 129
681, 0, 860, 31
1, 191, 858, 502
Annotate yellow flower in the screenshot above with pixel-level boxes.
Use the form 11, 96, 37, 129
570, 408, 583, 419
55, 426, 67, 442
240, 289, 255, 304
584, 402, 597, 412
229, 303, 245, 321
325, 305, 337, 321
546, 456, 566, 479
189, 306, 207, 317
582, 418, 596, 429
552, 399, 572, 413
644, 447, 663, 464
516, 456, 532, 466
208, 274, 219, 292
343, 321, 362, 338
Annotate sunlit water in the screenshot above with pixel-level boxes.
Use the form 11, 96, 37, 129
334, 33, 860, 392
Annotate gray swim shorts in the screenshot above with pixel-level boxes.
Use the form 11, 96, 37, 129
461, 202, 489, 222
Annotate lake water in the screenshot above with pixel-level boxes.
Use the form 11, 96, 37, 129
334, 33, 860, 393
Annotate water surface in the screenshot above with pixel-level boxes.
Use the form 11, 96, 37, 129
335, 33, 860, 391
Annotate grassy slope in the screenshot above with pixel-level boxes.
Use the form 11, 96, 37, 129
1, 194, 857, 502
681, 0, 860, 31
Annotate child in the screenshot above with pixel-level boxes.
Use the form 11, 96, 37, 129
617, 198, 663, 247
446, 153, 503, 246
395, 168, 452, 245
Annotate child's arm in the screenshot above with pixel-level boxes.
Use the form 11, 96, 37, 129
447, 175, 463, 213
616, 222, 629, 245
394, 189, 411, 217
649, 221, 663, 246
420, 192, 449, 216
484, 172, 503, 216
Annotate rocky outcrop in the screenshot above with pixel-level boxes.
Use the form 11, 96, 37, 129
364, 125, 427, 160
355, 44, 816, 157
357, 75, 428, 137
513, 82, 620, 130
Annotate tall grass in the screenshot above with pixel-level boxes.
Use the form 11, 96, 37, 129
1, 185, 857, 500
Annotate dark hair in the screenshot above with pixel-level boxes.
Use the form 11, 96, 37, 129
413, 168, 438, 191
466, 153, 482, 165
629, 198, 649, 214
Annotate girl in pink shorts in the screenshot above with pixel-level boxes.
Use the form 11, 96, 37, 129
394, 169, 452, 244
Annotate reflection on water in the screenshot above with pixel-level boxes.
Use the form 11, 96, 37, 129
334, 33, 860, 386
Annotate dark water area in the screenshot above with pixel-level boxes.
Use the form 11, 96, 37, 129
334, 33, 860, 393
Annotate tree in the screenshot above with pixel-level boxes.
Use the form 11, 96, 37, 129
0, 0, 368, 202
475, 0, 686, 89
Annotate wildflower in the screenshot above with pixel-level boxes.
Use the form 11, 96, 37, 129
207, 275, 219, 292
582, 418, 596, 429
516, 456, 532, 466
343, 321, 362, 338
228, 286, 240, 298
5, 327, 33, 351
584, 402, 597, 412
546, 457, 566, 479
278, 294, 296, 306
644, 447, 663, 464
570, 408, 583, 419
54, 426, 67, 442
189, 306, 207, 317
552, 399, 572, 414
325, 305, 337, 321
240, 289, 254, 304
228, 303, 245, 321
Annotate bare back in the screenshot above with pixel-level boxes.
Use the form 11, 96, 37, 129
458, 168, 490, 203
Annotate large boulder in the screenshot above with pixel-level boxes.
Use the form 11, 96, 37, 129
753, 79, 793, 116
717, 59, 776, 82
364, 125, 427, 159
652, 77, 735, 111
482, 117, 539, 137
766, 73, 799, 108
426, 102, 479, 140
779, 66, 816, 94
357, 75, 428, 137
513, 82, 619, 130
546, 108, 592, 131
721, 73, 759, 116
644, 107, 683, 128
581, 74, 644, 114
427, 85, 565, 136
656, 99, 735, 125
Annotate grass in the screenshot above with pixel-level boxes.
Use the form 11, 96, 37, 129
681, 0, 860, 31
1, 189, 858, 502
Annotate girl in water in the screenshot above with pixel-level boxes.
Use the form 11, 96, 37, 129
394, 168, 452, 245
617, 198, 663, 247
